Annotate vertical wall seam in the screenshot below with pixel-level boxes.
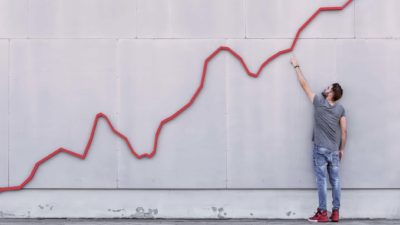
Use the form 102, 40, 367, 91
243, 0, 247, 39
27, 0, 30, 39
116, 39, 120, 189
7, 39, 11, 186
135, 0, 138, 39
353, 0, 356, 39
224, 39, 229, 189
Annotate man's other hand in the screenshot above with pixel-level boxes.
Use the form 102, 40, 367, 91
291, 57, 299, 67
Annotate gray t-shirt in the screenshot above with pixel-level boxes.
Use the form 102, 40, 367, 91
312, 95, 345, 151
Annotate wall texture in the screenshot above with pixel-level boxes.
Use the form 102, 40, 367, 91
0, 0, 400, 219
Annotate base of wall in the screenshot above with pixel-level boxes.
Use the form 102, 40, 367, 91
0, 189, 399, 219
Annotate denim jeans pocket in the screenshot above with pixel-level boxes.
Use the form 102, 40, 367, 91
314, 153, 327, 167
331, 151, 340, 167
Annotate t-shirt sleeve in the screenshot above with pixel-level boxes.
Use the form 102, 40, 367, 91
313, 95, 324, 107
341, 108, 346, 117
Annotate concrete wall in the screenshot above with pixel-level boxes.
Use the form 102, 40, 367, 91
0, 0, 400, 219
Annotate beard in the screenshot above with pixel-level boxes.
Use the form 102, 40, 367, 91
321, 91, 328, 98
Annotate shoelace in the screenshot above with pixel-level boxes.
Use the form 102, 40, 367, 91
313, 211, 321, 217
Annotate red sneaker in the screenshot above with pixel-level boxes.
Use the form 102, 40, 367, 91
330, 209, 340, 222
308, 208, 329, 223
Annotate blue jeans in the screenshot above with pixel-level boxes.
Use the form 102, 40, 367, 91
313, 144, 341, 211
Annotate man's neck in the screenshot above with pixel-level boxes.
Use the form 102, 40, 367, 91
327, 98, 336, 106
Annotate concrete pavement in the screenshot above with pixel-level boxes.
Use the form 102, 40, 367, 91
0, 219, 399, 225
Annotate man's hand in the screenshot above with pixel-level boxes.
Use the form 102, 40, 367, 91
291, 57, 299, 67
339, 149, 344, 160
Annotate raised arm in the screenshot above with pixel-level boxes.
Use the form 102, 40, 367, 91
290, 57, 315, 102
339, 116, 347, 160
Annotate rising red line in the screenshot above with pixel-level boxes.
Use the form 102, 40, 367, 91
0, 0, 353, 193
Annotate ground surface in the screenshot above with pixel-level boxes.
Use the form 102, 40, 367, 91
0, 219, 399, 225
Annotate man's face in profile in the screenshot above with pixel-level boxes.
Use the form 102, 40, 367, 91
322, 85, 333, 99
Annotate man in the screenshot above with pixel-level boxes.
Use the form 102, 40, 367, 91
290, 57, 347, 223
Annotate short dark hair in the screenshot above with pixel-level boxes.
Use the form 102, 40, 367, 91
332, 83, 343, 101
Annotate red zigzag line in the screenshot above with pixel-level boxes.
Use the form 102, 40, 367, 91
0, 0, 353, 193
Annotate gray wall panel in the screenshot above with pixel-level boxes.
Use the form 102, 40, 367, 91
137, 0, 244, 38
355, 0, 400, 38
337, 39, 400, 188
29, 0, 137, 38
117, 40, 227, 188
246, 0, 354, 38
0, 0, 28, 38
9, 40, 119, 188
0, 41, 9, 187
